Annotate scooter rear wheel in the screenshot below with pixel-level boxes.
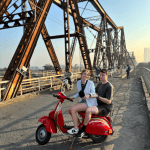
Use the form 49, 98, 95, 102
36, 124, 51, 145
89, 134, 107, 143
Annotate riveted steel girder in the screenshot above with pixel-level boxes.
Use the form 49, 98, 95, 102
2, 0, 54, 100
28, 0, 62, 74
106, 28, 114, 68
0, 0, 12, 16
118, 28, 124, 67
2, 0, 28, 17
69, 0, 92, 72
70, 36, 77, 62
102, 15, 107, 69
0, 10, 35, 30
93, 19, 103, 68
63, 0, 71, 70
53, 0, 100, 32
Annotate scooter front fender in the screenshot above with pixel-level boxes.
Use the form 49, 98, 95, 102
86, 118, 113, 135
38, 116, 57, 133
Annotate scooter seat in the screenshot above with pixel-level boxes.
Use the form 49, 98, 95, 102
79, 111, 109, 117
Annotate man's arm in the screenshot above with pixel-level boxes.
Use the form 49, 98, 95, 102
97, 96, 111, 105
92, 85, 113, 105
90, 94, 111, 104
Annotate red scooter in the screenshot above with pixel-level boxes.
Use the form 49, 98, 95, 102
35, 92, 113, 146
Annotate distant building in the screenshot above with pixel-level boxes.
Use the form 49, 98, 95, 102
144, 48, 150, 63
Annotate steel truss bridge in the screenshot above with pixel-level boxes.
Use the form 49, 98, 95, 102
0, 0, 136, 101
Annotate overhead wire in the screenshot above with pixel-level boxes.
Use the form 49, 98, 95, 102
10, 0, 103, 51
14, 0, 94, 40
79, 7, 98, 12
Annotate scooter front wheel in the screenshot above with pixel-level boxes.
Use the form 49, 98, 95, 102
89, 134, 107, 143
61, 83, 66, 93
36, 124, 51, 145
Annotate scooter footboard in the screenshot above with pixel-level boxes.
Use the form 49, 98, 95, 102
38, 116, 57, 133
86, 118, 113, 135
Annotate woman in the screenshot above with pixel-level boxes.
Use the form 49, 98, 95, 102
67, 69, 97, 136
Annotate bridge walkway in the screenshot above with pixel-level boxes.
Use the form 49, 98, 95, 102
0, 69, 150, 150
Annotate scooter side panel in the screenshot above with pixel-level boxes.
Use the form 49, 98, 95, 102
49, 110, 55, 120
86, 118, 112, 135
38, 116, 57, 133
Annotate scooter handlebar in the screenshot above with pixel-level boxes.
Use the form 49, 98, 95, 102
49, 93, 73, 102
49, 93, 59, 98
67, 98, 73, 102
53, 94, 59, 98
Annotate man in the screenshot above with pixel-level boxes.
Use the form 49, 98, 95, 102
64, 67, 72, 87
126, 65, 131, 79
76, 69, 114, 137
95, 66, 101, 82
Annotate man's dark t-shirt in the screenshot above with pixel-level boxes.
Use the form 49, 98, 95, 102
95, 82, 114, 110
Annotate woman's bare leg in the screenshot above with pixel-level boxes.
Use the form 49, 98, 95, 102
69, 103, 87, 128
84, 106, 98, 126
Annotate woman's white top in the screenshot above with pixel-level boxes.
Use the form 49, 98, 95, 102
73, 80, 98, 107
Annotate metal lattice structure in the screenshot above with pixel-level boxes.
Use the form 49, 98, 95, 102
0, 0, 135, 100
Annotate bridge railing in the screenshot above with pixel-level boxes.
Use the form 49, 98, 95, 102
0, 72, 82, 101
17, 72, 81, 95
0, 80, 9, 101
143, 67, 150, 94
31, 69, 82, 77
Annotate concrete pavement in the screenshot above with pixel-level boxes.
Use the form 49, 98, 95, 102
0, 71, 150, 150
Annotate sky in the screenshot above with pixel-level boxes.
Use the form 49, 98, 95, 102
0, 0, 150, 68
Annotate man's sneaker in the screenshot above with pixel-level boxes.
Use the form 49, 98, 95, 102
67, 127, 79, 134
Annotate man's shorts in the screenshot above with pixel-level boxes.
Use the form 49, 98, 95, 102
97, 105, 110, 116
79, 99, 88, 107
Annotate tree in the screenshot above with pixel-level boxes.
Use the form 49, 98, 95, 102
43, 64, 54, 70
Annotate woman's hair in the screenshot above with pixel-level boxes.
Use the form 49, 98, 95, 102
100, 69, 109, 76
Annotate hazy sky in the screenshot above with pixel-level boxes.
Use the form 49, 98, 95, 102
0, 0, 150, 68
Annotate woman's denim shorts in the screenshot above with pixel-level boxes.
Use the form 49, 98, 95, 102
79, 99, 88, 107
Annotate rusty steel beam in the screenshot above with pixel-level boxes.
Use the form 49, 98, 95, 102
69, 0, 92, 71
53, 0, 100, 32
2, 0, 54, 101
119, 27, 135, 68
63, 0, 71, 69
77, 0, 87, 2
71, 36, 77, 62
90, 0, 118, 29
28, 0, 62, 74
0, 10, 35, 30
113, 29, 119, 63
81, 18, 100, 32
118, 28, 124, 67
2, 0, 28, 17
0, 0, 12, 16
101, 15, 107, 69
53, 0, 127, 70
46, 33, 77, 39
106, 28, 113, 68
93, 19, 103, 68
21, 0, 27, 33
